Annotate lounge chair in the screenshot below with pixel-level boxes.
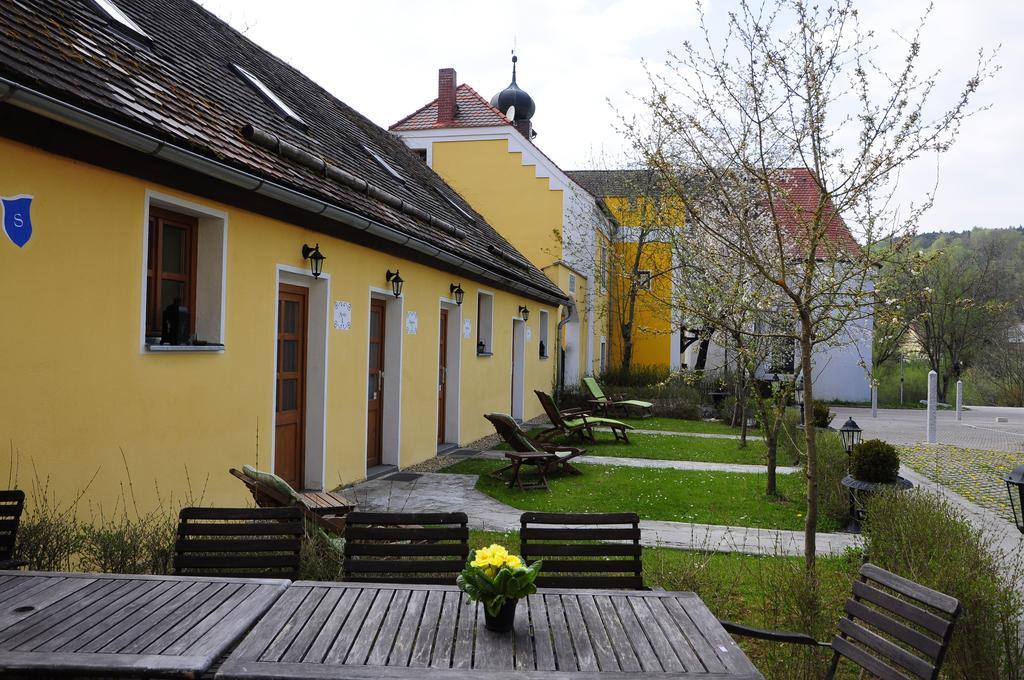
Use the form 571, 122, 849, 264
174, 506, 303, 580
230, 466, 354, 533
534, 390, 633, 443
520, 511, 645, 589
484, 413, 585, 490
583, 376, 654, 418
720, 563, 961, 680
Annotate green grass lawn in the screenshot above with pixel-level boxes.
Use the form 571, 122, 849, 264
468, 528, 860, 679
618, 417, 753, 435
445, 459, 833, 531
563, 432, 769, 465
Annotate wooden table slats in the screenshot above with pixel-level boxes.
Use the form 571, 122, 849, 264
0, 570, 288, 678
216, 582, 763, 679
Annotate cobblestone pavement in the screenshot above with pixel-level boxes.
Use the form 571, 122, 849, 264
832, 406, 1024, 452
898, 443, 1024, 523
345, 472, 862, 557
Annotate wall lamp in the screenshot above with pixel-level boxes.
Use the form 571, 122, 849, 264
302, 243, 325, 278
449, 283, 465, 306
518, 305, 530, 321
385, 269, 404, 297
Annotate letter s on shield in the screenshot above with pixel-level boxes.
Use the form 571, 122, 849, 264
2, 195, 33, 248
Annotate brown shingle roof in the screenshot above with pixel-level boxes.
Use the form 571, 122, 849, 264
0, 0, 563, 302
390, 84, 512, 131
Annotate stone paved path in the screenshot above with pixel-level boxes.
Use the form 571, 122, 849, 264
833, 406, 1024, 452
475, 450, 800, 475
344, 472, 862, 557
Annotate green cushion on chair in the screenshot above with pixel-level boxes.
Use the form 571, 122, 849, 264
619, 399, 653, 408
583, 376, 606, 400
242, 464, 299, 501
564, 416, 632, 430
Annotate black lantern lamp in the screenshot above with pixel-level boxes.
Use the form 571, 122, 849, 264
1004, 464, 1024, 534
450, 283, 464, 306
385, 269, 404, 297
518, 305, 530, 321
302, 243, 325, 278
839, 417, 863, 455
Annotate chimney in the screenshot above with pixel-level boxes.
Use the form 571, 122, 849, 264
437, 68, 457, 124
514, 119, 533, 139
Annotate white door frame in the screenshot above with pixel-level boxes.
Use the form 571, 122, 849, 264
271, 265, 330, 491
511, 317, 526, 420
365, 288, 403, 473
437, 298, 462, 446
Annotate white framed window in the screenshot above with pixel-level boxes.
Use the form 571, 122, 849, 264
89, 0, 150, 42
538, 309, 550, 359
476, 291, 494, 355
142, 191, 227, 352
234, 64, 307, 130
567, 273, 577, 294
637, 270, 653, 291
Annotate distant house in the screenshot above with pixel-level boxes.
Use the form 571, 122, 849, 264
390, 62, 615, 388
566, 168, 874, 402
0, 0, 566, 511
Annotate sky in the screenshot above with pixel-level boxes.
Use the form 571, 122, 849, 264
196, 0, 1022, 233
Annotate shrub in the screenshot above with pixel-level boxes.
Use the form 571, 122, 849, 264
850, 439, 899, 483
718, 395, 737, 424
79, 504, 177, 575
811, 401, 833, 428
599, 364, 670, 388
816, 432, 852, 529
864, 489, 1024, 678
14, 475, 86, 572
300, 525, 345, 581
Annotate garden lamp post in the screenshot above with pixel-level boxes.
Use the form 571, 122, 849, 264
794, 376, 804, 420
1005, 464, 1024, 534
839, 417, 862, 455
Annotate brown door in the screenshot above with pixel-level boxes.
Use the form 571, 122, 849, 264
367, 299, 386, 468
438, 308, 448, 444
275, 284, 307, 489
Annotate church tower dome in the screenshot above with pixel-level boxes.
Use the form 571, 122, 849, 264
490, 53, 536, 137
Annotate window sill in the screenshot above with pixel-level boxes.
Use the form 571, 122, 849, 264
476, 351, 493, 357
145, 344, 224, 353
539, 354, 549, 360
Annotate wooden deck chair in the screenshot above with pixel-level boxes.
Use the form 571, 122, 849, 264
174, 506, 304, 580
230, 466, 353, 534
720, 563, 961, 680
534, 390, 633, 443
520, 512, 645, 589
484, 413, 585, 486
343, 511, 469, 585
0, 490, 28, 570
583, 376, 654, 418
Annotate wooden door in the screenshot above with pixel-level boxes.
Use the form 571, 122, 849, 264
437, 309, 448, 444
367, 299, 386, 468
275, 284, 307, 489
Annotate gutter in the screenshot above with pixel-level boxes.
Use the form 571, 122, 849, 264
0, 77, 567, 307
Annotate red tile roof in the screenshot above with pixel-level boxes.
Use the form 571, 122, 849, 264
772, 168, 861, 258
390, 84, 513, 131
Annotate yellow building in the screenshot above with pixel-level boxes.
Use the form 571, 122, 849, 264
391, 63, 616, 388
566, 171, 686, 371
0, 0, 565, 513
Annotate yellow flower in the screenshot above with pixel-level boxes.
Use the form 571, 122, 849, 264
471, 546, 493, 568
505, 555, 523, 570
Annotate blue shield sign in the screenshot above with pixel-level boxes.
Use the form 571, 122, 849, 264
2, 195, 33, 248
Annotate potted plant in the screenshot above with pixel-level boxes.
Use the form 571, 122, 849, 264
842, 439, 913, 531
457, 544, 541, 632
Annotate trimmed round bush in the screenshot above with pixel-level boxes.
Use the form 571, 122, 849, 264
811, 401, 833, 428
850, 439, 900, 483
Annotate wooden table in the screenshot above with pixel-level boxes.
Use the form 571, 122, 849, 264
0, 570, 288, 678
217, 582, 763, 679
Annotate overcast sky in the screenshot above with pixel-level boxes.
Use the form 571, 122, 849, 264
197, 0, 1021, 233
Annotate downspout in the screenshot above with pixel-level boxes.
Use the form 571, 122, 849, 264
556, 299, 578, 397
0, 77, 567, 307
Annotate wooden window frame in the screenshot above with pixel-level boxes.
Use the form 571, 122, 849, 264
146, 206, 198, 339
637, 269, 653, 291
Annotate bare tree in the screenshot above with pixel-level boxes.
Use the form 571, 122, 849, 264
625, 0, 995, 572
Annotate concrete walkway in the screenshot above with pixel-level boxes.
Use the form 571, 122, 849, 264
475, 450, 800, 475
344, 471, 862, 557
626, 429, 764, 441
833, 406, 1024, 452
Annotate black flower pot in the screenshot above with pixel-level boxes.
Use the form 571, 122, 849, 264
484, 599, 518, 633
